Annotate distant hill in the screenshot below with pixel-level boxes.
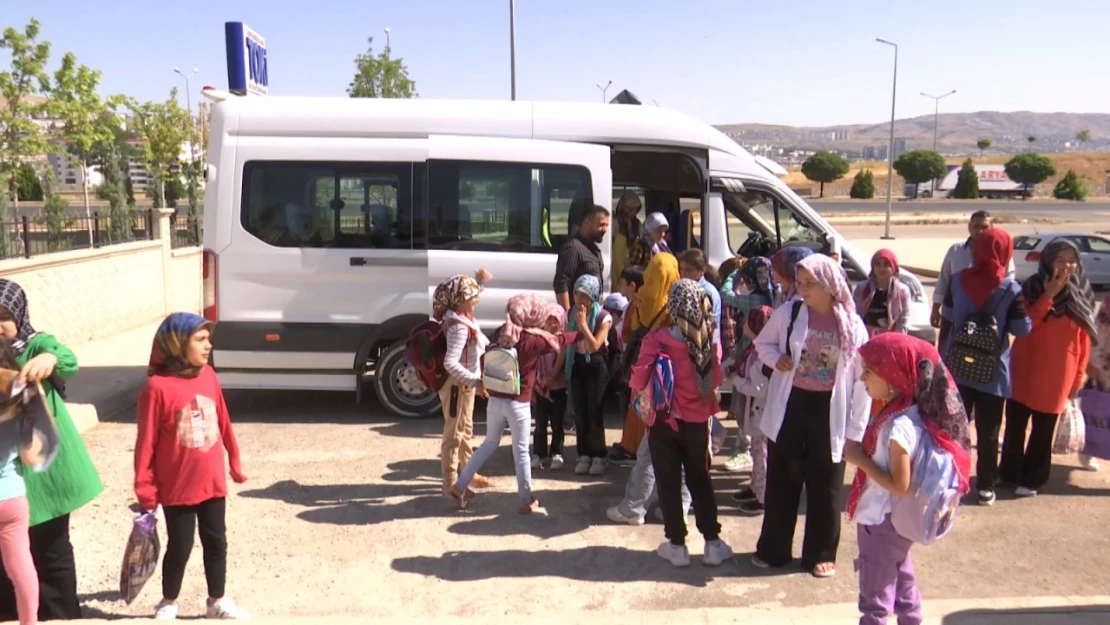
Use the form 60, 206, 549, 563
715, 111, 1110, 155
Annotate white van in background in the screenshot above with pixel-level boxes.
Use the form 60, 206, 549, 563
201, 93, 934, 418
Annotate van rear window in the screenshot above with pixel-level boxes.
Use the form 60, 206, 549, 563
239, 161, 419, 249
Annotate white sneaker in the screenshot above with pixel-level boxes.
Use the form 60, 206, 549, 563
531, 454, 542, 470
589, 457, 606, 476
1079, 453, 1100, 472
550, 454, 564, 471
206, 597, 250, 619
724, 451, 753, 472
154, 601, 179, 620
703, 539, 735, 567
574, 457, 591, 475
656, 541, 691, 567
606, 505, 645, 526
1014, 486, 1037, 498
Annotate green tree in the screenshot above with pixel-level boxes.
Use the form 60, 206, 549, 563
893, 150, 946, 198
1076, 130, 1091, 150
976, 138, 992, 157
93, 143, 133, 242
1004, 152, 1056, 198
15, 162, 42, 201
127, 89, 190, 208
848, 169, 875, 199
0, 18, 52, 213
40, 167, 71, 252
1027, 135, 1037, 148
48, 51, 122, 247
347, 37, 417, 98
952, 159, 980, 199
164, 177, 185, 207
1053, 169, 1088, 201
800, 150, 850, 198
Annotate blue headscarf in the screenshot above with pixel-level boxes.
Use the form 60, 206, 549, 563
565, 274, 602, 380
148, 312, 214, 378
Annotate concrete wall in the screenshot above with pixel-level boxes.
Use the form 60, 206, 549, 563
0, 209, 201, 346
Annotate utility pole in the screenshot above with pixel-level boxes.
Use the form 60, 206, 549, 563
596, 80, 611, 103
876, 38, 898, 240
509, 2, 517, 100
921, 90, 956, 152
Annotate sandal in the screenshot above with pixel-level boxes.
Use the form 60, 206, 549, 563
731, 488, 756, 502
811, 562, 836, 578
449, 486, 473, 510
470, 475, 494, 489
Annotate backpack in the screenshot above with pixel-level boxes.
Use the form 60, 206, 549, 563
890, 416, 963, 545
762, 300, 803, 379
944, 288, 1005, 385
620, 309, 666, 382
482, 346, 521, 395
631, 352, 674, 428
404, 320, 452, 392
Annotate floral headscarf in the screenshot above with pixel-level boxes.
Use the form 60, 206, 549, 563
500, 293, 559, 351
1022, 238, 1097, 337
148, 312, 215, 378
796, 254, 862, 357
847, 333, 972, 520
432, 275, 482, 321
738, 255, 777, 301
0, 280, 37, 354
615, 193, 643, 240
667, 279, 717, 397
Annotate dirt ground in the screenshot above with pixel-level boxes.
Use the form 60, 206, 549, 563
71, 390, 1110, 620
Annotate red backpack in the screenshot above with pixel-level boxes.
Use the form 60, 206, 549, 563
404, 318, 473, 392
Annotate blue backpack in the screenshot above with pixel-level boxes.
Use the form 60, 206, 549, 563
631, 353, 674, 428
890, 414, 963, 545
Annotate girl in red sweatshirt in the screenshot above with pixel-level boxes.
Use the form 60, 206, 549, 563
133, 313, 249, 620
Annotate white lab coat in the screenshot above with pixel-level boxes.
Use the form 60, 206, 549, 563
753, 301, 872, 463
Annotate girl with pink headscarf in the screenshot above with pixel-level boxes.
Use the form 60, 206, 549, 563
451, 294, 589, 514
751, 254, 871, 579
532, 304, 569, 471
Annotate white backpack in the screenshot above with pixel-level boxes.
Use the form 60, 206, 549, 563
482, 346, 520, 395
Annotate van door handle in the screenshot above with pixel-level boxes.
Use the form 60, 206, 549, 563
350, 257, 369, 266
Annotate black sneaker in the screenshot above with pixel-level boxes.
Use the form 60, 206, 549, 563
738, 499, 765, 516
731, 488, 756, 503
977, 489, 996, 506
608, 447, 636, 463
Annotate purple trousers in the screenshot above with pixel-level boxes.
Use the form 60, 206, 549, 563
854, 516, 922, 625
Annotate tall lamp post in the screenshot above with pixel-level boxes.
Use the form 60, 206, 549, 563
596, 80, 611, 103
876, 38, 898, 240
921, 90, 956, 152
509, 1, 516, 100
174, 67, 199, 227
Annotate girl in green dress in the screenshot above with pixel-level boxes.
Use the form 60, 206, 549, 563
0, 279, 103, 621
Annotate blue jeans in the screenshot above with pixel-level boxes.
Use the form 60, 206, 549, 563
617, 434, 691, 521
456, 397, 533, 504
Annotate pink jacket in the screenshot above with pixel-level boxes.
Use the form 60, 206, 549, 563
630, 327, 723, 423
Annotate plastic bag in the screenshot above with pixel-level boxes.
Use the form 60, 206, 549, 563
1079, 388, 1110, 460
1052, 399, 1085, 455
119, 509, 160, 604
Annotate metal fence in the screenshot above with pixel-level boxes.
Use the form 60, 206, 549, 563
0, 210, 154, 261
170, 213, 203, 249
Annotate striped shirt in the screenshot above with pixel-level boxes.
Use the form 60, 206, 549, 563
554, 233, 604, 294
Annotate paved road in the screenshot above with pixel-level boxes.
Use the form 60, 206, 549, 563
811, 200, 1110, 223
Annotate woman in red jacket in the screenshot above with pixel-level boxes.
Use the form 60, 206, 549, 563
1002, 239, 1096, 497
133, 313, 249, 620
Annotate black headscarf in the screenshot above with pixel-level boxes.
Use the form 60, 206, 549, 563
1022, 239, 1097, 337
0, 280, 66, 398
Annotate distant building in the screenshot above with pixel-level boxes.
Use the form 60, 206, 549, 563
893, 137, 907, 159
862, 145, 889, 161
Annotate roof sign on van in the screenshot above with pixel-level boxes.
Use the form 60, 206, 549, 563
225, 22, 268, 96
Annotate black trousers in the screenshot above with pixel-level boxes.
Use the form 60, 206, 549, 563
999, 399, 1059, 491
756, 388, 845, 569
938, 317, 953, 356
533, 388, 567, 458
648, 419, 720, 547
0, 513, 81, 621
571, 355, 609, 458
958, 385, 1006, 490
162, 497, 227, 601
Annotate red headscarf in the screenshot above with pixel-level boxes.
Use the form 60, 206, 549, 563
871, 249, 900, 275
846, 333, 971, 520
959, 228, 1013, 310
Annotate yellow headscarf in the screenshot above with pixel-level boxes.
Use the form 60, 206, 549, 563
632, 252, 680, 332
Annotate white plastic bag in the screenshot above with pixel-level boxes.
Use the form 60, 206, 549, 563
1053, 399, 1085, 455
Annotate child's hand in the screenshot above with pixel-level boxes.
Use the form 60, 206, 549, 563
843, 440, 865, 466
475, 381, 489, 398
19, 353, 57, 383
774, 355, 794, 372
231, 468, 248, 484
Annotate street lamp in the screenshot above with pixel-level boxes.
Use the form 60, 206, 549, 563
876, 38, 898, 240
921, 90, 956, 153
173, 67, 199, 162
508, 2, 516, 100
596, 80, 611, 103
384, 27, 391, 49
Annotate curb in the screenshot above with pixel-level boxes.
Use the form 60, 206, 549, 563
69, 377, 146, 434
904, 265, 941, 279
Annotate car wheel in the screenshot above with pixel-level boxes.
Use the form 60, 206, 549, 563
374, 341, 441, 419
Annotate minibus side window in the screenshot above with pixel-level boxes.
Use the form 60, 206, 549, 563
427, 160, 591, 253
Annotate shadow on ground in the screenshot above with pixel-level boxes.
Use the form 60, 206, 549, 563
941, 605, 1110, 624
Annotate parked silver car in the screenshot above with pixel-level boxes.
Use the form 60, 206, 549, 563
1013, 233, 1110, 286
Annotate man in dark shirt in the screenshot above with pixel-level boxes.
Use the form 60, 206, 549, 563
554, 204, 609, 310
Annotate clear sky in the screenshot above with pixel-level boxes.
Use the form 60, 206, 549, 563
3, 0, 1107, 127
